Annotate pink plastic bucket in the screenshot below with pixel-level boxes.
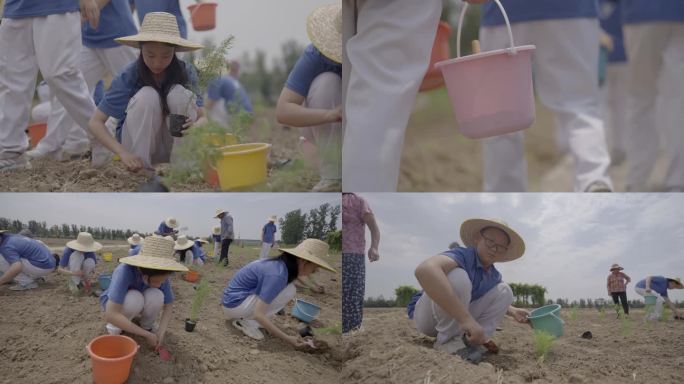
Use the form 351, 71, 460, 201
435, 0, 536, 139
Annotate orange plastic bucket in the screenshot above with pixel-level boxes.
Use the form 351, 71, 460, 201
183, 270, 200, 282
204, 166, 219, 187
420, 21, 451, 92
86, 335, 139, 384
26, 123, 47, 148
188, 2, 218, 31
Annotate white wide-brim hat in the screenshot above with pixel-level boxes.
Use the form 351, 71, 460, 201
460, 218, 525, 262
307, 4, 342, 64
174, 235, 194, 250
165, 217, 179, 229
115, 12, 203, 52
610, 263, 624, 271
127, 233, 144, 246
268, 215, 277, 222
278, 238, 336, 273
214, 209, 228, 218
119, 236, 188, 272
212, 226, 221, 235
667, 277, 683, 288
67, 232, 103, 253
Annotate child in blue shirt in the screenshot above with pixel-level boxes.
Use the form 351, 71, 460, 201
57, 232, 102, 294
0, 230, 59, 291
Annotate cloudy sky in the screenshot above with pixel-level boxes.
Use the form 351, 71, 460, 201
1, 193, 340, 241
354, 193, 684, 303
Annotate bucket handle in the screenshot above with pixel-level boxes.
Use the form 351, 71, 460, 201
295, 299, 319, 319
456, 0, 517, 58
550, 312, 565, 325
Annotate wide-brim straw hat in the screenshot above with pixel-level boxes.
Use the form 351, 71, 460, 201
127, 233, 144, 246
212, 226, 221, 235
278, 238, 336, 273
67, 232, 103, 253
667, 277, 683, 288
165, 217, 179, 229
115, 12, 203, 52
174, 235, 194, 250
195, 238, 208, 244
268, 215, 277, 222
119, 236, 188, 272
610, 264, 624, 271
214, 209, 228, 218
307, 4, 342, 64
460, 218, 525, 262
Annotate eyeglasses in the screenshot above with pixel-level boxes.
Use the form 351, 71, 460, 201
480, 231, 508, 254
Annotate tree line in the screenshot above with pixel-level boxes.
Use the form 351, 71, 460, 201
0, 217, 149, 241
278, 203, 341, 250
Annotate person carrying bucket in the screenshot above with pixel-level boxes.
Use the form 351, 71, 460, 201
258, 216, 278, 260
407, 219, 531, 363
206, 60, 253, 128
634, 276, 683, 321
174, 235, 204, 267
0, 230, 59, 291
606, 263, 631, 316
100, 235, 188, 351
127, 233, 144, 256
222, 238, 336, 348
341, 193, 380, 336
57, 232, 103, 295
276, 4, 342, 192
215, 209, 233, 267
211, 226, 221, 260
155, 217, 179, 237
88, 12, 207, 172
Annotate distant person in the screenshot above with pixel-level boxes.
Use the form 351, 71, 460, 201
0, 230, 58, 291
206, 60, 253, 127
127, 233, 144, 256
606, 263, 631, 315
57, 232, 103, 295
634, 276, 683, 321
211, 226, 221, 260
341, 193, 380, 335
174, 235, 203, 267
193, 238, 208, 264
156, 217, 179, 237
215, 209, 234, 267
259, 216, 278, 260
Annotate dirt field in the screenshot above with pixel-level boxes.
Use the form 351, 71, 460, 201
340, 307, 684, 384
0, 242, 343, 384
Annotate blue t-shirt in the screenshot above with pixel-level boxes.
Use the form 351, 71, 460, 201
622, 0, 684, 23
636, 276, 669, 298
599, 0, 626, 63
285, 44, 342, 98
128, 244, 142, 256
131, 0, 187, 38
262, 222, 277, 244
154, 221, 176, 236
0, 234, 55, 270
59, 247, 97, 268
100, 263, 174, 308
207, 76, 253, 113
191, 242, 206, 262
481, 0, 598, 26
93, 80, 105, 106
3, 0, 79, 19
82, 0, 137, 49
222, 259, 289, 308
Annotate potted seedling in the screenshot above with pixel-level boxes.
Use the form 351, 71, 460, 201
185, 279, 210, 332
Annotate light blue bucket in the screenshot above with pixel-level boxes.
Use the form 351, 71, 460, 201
643, 295, 657, 305
98, 273, 112, 290
528, 304, 564, 337
291, 299, 321, 323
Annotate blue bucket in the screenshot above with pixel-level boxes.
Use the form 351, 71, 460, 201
291, 299, 321, 323
643, 295, 657, 305
528, 304, 564, 337
98, 273, 112, 290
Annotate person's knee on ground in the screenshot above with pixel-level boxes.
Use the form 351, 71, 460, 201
106, 290, 145, 334
306, 72, 342, 182
140, 288, 164, 330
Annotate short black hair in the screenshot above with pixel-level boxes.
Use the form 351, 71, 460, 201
139, 267, 173, 277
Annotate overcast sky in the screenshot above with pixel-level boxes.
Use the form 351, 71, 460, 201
355, 193, 684, 303
1, 193, 340, 241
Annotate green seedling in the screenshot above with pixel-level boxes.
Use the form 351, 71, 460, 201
189, 279, 211, 322
569, 307, 578, 323
617, 306, 632, 336
532, 330, 556, 363
313, 324, 342, 335
661, 306, 670, 323
598, 307, 606, 320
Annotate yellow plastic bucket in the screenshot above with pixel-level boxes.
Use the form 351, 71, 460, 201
216, 143, 271, 190
103, 252, 113, 262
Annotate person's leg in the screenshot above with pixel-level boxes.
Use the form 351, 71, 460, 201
184, 250, 193, 267
342, 253, 365, 333
223, 239, 233, 266
259, 242, 271, 260
194, 258, 204, 267
213, 240, 219, 259
120, 86, 167, 168
618, 291, 629, 315
31, 102, 51, 124
342, 0, 442, 191
68, 251, 85, 285
15, 258, 51, 286
140, 288, 164, 331
106, 290, 145, 334
468, 283, 514, 341
263, 283, 296, 318
611, 292, 620, 306
603, 64, 629, 164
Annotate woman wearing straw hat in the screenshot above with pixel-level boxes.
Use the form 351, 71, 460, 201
407, 219, 531, 363
101, 236, 188, 350
276, 4, 342, 192
211, 226, 221, 261
634, 275, 684, 321
0, 230, 59, 291
156, 217, 179, 237
258, 216, 278, 260
222, 238, 336, 347
193, 237, 208, 264
606, 263, 631, 316
127, 233, 144, 256
88, 12, 206, 171
130, 0, 188, 39
215, 209, 234, 267
174, 235, 203, 267
57, 232, 103, 295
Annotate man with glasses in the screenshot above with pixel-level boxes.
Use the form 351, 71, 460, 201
407, 218, 531, 363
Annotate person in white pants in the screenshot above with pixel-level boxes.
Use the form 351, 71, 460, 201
258, 215, 278, 260
0, 230, 58, 291
56, 232, 102, 294
0, 0, 100, 171
621, 1, 684, 191
634, 276, 683, 322
174, 235, 201, 267
408, 219, 530, 361
479, 0, 613, 192
211, 226, 221, 261
30, 82, 51, 124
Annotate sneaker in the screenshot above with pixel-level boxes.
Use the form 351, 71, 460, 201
312, 179, 341, 192
341, 325, 365, 338
68, 280, 80, 295
232, 319, 264, 340
585, 180, 612, 193
35, 277, 46, 284
9, 281, 39, 291
0, 155, 31, 171
26, 146, 62, 160
91, 144, 112, 168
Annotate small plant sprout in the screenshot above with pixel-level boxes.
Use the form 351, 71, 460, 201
661, 306, 670, 322
569, 307, 578, 323
189, 279, 210, 322
617, 306, 632, 336
532, 330, 556, 363
598, 306, 606, 320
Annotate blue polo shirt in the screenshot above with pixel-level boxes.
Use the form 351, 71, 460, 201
131, 0, 187, 38
128, 244, 142, 256
636, 276, 670, 298
262, 222, 277, 244
192, 242, 206, 262
3, 0, 78, 19
222, 259, 289, 308
82, 0, 137, 49
622, 0, 684, 23
154, 221, 176, 237
481, 0, 598, 26
599, 0, 626, 63
285, 44, 342, 98
59, 247, 97, 268
100, 263, 174, 308
207, 76, 253, 113
0, 234, 55, 270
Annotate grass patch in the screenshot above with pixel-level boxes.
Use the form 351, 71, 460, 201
532, 330, 556, 363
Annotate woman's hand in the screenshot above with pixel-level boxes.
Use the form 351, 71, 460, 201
118, 151, 144, 171
461, 318, 486, 345
508, 307, 531, 326
325, 105, 342, 124
312, 284, 325, 294
144, 331, 159, 349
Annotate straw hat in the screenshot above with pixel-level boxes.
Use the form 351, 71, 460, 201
460, 218, 525, 262
127, 233, 144, 246
195, 238, 208, 244
115, 12, 202, 52
212, 226, 221, 235
119, 236, 188, 272
174, 235, 194, 251
214, 209, 228, 218
268, 215, 277, 222
164, 217, 179, 229
667, 277, 683, 288
278, 238, 336, 273
67, 232, 103, 253
307, 4, 342, 64
609, 264, 624, 271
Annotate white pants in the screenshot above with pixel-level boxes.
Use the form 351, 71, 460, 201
623, 23, 684, 191
480, 19, 612, 192
37, 44, 137, 154
31, 101, 50, 124
601, 64, 629, 157
0, 255, 52, 286
0, 12, 95, 160
67, 251, 96, 285
342, 0, 442, 191
213, 241, 220, 259
413, 268, 513, 345
634, 287, 665, 321
106, 288, 164, 334
259, 242, 273, 260
121, 84, 198, 168
222, 283, 296, 322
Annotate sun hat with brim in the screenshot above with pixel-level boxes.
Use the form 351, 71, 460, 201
278, 238, 336, 273
460, 218, 525, 262
268, 215, 277, 222
165, 217, 179, 229
667, 277, 683, 288
127, 233, 144, 246
174, 235, 194, 251
307, 4, 342, 64
67, 232, 103, 253
115, 12, 203, 52
214, 209, 228, 218
120, 236, 188, 272
610, 264, 624, 271
212, 226, 221, 235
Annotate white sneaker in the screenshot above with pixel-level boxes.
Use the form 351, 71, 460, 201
232, 319, 264, 340
9, 281, 39, 291
585, 180, 612, 193
312, 179, 341, 192
0, 155, 31, 171
106, 323, 123, 335
91, 144, 113, 168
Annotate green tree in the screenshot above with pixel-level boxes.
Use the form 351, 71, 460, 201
326, 230, 341, 252
395, 285, 420, 308
279, 209, 307, 245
